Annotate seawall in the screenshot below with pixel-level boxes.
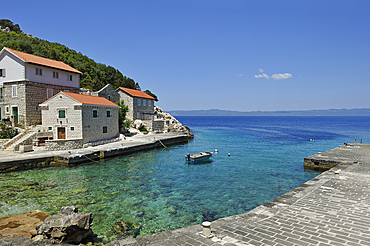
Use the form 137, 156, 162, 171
0, 133, 188, 173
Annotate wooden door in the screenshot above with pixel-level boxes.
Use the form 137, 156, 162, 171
58, 127, 66, 139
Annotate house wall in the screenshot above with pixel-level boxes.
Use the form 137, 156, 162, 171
81, 106, 119, 144
96, 84, 120, 103
134, 98, 155, 120
116, 89, 155, 122
25, 64, 80, 88
117, 90, 134, 121
0, 52, 25, 85
2, 81, 79, 126
41, 94, 83, 140
0, 50, 81, 126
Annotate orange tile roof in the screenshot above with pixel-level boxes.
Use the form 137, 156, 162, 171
118, 87, 155, 100
4, 47, 82, 74
60, 91, 119, 107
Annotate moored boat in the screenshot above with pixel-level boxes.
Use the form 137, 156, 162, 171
185, 152, 212, 162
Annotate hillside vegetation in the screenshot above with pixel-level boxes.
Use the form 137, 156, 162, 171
0, 19, 157, 100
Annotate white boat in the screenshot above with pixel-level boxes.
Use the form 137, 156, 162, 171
185, 152, 212, 162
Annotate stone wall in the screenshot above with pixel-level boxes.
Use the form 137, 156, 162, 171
81, 106, 119, 144
2, 81, 79, 127
116, 89, 154, 122
41, 94, 83, 140
41, 93, 119, 144
45, 138, 83, 150
96, 84, 120, 103
152, 120, 165, 132
117, 90, 134, 121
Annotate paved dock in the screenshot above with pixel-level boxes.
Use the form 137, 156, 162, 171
0, 132, 188, 172
106, 144, 370, 246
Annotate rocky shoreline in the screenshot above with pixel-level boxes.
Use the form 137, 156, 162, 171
128, 106, 194, 138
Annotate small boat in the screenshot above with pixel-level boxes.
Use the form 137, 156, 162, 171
185, 152, 213, 162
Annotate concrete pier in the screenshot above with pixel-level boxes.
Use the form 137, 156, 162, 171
304, 143, 370, 170
105, 144, 370, 246
0, 132, 188, 173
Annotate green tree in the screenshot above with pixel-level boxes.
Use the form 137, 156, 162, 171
0, 19, 22, 33
144, 90, 158, 101
0, 25, 145, 92
117, 100, 130, 130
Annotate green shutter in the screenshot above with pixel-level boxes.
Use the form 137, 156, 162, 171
59, 110, 66, 118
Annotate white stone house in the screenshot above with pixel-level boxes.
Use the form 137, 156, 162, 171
39, 91, 120, 149
116, 87, 155, 122
0, 47, 81, 127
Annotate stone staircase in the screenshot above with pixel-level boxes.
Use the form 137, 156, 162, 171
2, 128, 38, 152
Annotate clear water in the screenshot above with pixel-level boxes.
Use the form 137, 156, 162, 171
1, 116, 370, 242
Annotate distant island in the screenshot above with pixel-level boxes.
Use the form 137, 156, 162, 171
168, 108, 370, 116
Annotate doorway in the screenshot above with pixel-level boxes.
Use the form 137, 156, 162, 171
57, 127, 66, 139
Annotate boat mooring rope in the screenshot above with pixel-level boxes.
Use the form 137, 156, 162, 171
159, 139, 167, 148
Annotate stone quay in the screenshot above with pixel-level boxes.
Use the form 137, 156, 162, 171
1, 142, 370, 245
104, 143, 370, 245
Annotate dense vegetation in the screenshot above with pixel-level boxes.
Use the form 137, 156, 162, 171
0, 19, 157, 100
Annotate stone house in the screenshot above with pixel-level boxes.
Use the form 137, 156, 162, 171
116, 87, 155, 121
80, 84, 120, 104
0, 47, 81, 127
39, 91, 120, 149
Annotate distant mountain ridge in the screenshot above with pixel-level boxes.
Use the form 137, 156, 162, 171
168, 108, 370, 116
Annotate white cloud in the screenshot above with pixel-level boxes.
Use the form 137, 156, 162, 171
237, 74, 243, 77
271, 73, 293, 80
254, 73, 270, 79
259, 68, 264, 73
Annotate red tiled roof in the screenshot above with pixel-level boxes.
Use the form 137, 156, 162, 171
4, 47, 82, 74
61, 91, 119, 107
118, 87, 155, 100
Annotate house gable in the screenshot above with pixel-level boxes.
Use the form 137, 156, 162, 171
0, 50, 25, 84
96, 84, 120, 103
0, 47, 81, 88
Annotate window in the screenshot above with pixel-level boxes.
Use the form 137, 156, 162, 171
0, 68, 5, 77
58, 109, 66, 118
103, 126, 107, 133
53, 71, 59, 79
67, 75, 73, 81
93, 109, 98, 118
137, 112, 140, 118
143, 100, 146, 106
36, 68, 42, 76
137, 99, 141, 106
148, 100, 151, 107
12, 85, 17, 97
5, 106, 9, 113
47, 88, 53, 99
70, 127, 74, 131
48, 127, 52, 131
107, 110, 111, 117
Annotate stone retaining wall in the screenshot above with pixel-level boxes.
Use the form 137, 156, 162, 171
45, 138, 83, 150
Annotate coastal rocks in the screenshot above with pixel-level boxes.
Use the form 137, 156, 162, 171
154, 107, 194, 138
35, 206, 94, 244
133, 120, 144, 130
105, 220, 141, 242
0, 210, 50, 238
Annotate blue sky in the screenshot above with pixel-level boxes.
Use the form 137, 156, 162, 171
4, 0, 370, 111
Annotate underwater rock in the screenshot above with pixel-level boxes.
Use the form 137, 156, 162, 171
36, 206, 94, 244
23, 181, 40, 186
0, 210, 50, 238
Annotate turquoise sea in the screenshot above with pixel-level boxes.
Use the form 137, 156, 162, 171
1, 116, 370, 242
